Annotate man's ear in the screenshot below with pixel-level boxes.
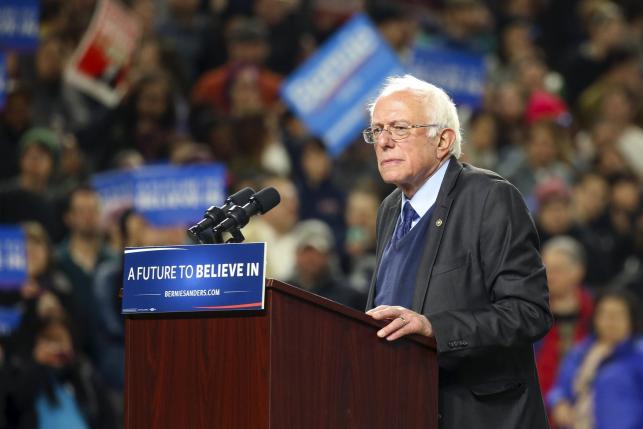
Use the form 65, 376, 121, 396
437, 128, 456, 157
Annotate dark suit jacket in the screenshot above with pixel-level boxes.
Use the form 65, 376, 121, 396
367, 158, 553, 429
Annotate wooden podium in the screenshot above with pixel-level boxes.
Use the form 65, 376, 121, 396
124, 280, 438, 428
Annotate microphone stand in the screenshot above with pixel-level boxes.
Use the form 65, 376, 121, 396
225, 228, 245, 244
187, 226, 224, 244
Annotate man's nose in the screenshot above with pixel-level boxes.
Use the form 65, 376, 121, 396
375, 127, 395, 147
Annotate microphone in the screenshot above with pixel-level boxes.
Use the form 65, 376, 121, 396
187, 187, 255, 241
213, 187, 281, 234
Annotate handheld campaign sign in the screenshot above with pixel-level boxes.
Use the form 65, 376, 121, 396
0, 225, 27, 290
0, 53, 6, 110
92, 163, 227, 227
0, 0, 39, 52
406, 44, 486, 108
122, 243, 266, 314
0, 306, 22, 336
281, 13, 404, 157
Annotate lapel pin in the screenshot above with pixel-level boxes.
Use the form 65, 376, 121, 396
435, 219, 443, 227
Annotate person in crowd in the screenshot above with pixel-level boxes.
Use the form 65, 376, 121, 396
0, 128, 62, 240
55, 186, 115, 361
254, 0, 309, 75
295, 137, 346, 243
563, 1, 628, 107
365, 75, 552, 428
533, 179, 575, 237
608, 174, 641, 239
421, 0, 495, 55
500, 120, 574, 199
191, 16, 282, 116
460, 110, 499, 171
571, 172, 623, 287
28, 33, 95, 133
243, 176, 300, 280
0, 85, 34, 181
343, 187, 380, 296
287, 219, 365, 310
367, 0, 417, 58
78, 72, 178, 170
537, 237, 594, 400
548, 289, 643, 429
156, 0, 221, 82
0, 127, 60, 195
4, 318, 115, 429
128, 36, 190, 98
595, 85, 643, 180
576, 46, 642, 129
607, 208, 643, 304
0, 222, 76, 363
94, 208, 150, 427
491, 79, 528, 150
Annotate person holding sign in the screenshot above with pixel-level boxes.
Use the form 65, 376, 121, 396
365, 75, 552, 429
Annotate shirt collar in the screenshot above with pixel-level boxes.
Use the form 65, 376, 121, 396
401, 158, 451, 219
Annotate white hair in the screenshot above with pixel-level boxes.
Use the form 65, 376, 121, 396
368, 74, 462, 158
542, 236, 586, 267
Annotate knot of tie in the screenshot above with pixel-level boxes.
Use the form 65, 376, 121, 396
395, 201, 419, 241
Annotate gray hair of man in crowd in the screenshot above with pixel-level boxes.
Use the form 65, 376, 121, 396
368, 74, 463, 159
542, 235, 587, 267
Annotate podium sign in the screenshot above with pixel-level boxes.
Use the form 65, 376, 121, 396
122, 243, 266, 314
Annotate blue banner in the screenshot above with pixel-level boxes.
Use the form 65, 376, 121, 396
122, 243, 266, 314
406, 44, 486, 108
0, 225, 27, 290
0, 53, 6, 110
0, 306, 22, 336
0, 0, 39, 52
92, 163, 227, 227
281, 13, 404, 157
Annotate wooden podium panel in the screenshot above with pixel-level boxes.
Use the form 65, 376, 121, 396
125, 280, 438, 428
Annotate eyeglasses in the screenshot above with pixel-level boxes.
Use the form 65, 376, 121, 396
362, 122, 443, 144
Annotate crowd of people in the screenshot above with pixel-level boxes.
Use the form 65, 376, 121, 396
0, 0, 642, 427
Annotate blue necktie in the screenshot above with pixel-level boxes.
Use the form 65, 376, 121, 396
395, 201, 419, 241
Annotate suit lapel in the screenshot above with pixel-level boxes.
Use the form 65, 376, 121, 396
365, 190, 401, 309
411, 157, 463, 313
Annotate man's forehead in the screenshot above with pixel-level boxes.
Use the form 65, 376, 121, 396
372, 91, 427, 121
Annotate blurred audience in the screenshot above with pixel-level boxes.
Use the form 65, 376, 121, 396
94, 208, 150, 426
537, 237, 594, 401
5, 318, 115, 429
55, 186, 115, 361
287, 219, 365, 310
0, 0, 641, 425
548, 289, 643, 429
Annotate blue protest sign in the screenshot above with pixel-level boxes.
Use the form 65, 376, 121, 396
281, 13, 404, 157
406, 44, 486, 108
0, 225, 27, 290
92, 163, 227, 227
0, 53, 6, 110
0, 0, 39, 52
92, 168, 134, 223
0, 306, 23, 336
122, 243, 266, 314
133, 164, 226, 226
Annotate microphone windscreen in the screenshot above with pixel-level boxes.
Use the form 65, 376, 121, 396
253, 187, 281, 214
228, 187, 255, 205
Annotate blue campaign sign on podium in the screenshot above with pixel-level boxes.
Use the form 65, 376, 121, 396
122, 243, 266, 314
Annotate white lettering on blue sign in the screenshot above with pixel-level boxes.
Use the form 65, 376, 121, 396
127, 262, 265, 282
285, 25, 378, 115
0, 239, 25, 270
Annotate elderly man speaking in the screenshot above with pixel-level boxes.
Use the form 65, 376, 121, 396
365, 75, 552, 429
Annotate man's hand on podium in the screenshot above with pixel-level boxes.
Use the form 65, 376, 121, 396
366, 306, 434, 341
